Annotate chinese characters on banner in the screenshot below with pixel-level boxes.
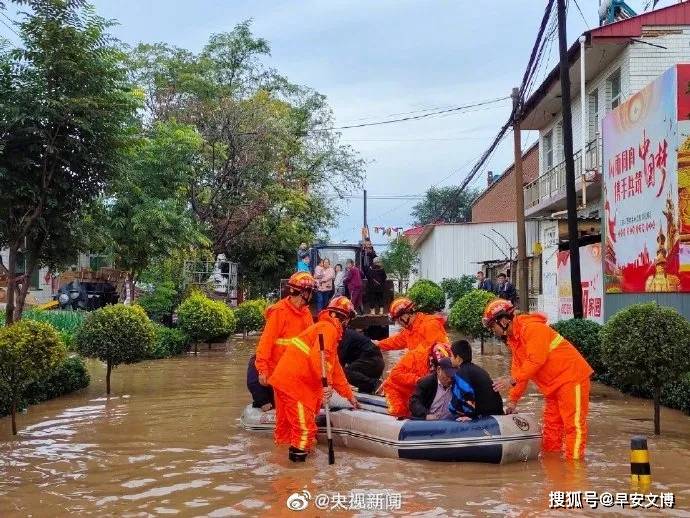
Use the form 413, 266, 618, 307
603, 65, 690, 293
557, 244, 604, 324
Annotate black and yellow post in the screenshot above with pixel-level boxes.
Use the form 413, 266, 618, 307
630, 436, 651, 487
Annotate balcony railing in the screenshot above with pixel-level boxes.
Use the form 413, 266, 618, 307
524, 136, 601, 210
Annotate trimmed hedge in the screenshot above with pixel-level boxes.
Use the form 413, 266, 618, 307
138, 281, 178, 323
0, 355, 90, 418
235, 299, 268, 334
441, 276, 476, 307
448, 289, 496, 341
177, 292, 236, 344
407, 279, 446, 313
148, 324, 190, 359
552, 318, 605, 375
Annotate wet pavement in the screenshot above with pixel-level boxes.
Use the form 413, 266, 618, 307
1, 336, 690, 517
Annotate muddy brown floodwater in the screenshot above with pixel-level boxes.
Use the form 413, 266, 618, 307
1, 335, 690, 517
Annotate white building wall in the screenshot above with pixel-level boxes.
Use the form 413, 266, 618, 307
537, 220, 560, 323
628, 28, 690, 94
415, 222, 539, 285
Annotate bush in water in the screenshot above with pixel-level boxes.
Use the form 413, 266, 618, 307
235, 299, 267, 334
0, 356, 90, 420
138, 281, 179, 323
148, 324, 190, 359
176, 292, 236, 350
601, 302, 690, 435
552, 318, 605, 375
448, 289, 496, 344
407, 279, 446, 313
441, 275, 476, 307
0, 320, 67, 434
75, 304, 155, 395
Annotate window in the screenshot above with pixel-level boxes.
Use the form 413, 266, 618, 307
609, 69, 621, 110
588, 89, 599, 141
556, 122, 564, 162
543, 131, 554, 170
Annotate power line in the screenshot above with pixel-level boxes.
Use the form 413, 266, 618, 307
573, 0, 590, 29
0, 12, 20, 39
310, 96, 510, 133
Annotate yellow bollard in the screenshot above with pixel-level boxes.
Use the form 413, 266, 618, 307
630, 436, 651, 488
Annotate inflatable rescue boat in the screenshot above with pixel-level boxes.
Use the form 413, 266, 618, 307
240, 394, 541, 464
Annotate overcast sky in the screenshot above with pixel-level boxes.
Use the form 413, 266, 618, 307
6, 1, 672, 245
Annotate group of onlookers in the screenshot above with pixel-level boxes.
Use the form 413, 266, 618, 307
476, 270, 517, 304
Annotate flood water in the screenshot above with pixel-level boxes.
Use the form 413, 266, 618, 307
2, 336, 690, 517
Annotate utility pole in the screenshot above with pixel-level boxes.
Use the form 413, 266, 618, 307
557, 0, 584, 318
511, 88, 529, 313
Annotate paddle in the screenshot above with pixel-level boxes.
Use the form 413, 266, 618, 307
318, 333, 335, 465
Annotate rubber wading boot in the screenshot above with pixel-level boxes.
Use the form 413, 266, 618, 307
288, 446, 307, 462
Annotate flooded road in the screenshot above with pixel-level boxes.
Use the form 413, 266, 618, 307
2, 336, 690, 517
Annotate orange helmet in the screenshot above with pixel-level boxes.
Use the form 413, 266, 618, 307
482, 299, 514, 328
429, 342, 452, 369
287, 272, 317, 292
326, 296, 357, 319
389, 297, 416, 321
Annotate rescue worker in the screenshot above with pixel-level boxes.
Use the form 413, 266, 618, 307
246, 272, 316, 411
380, 342, 451, 417
484, 300, 593, 461
338, 328, 385, 394
269, 296, 361, 462
374, 298, 449, 352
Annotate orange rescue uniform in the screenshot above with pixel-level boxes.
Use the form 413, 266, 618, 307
381, 344, 434, 417
507, 314, 594, 460
268, 312, 355, 451
378, 313, 448, 352
254, 297, 313, 379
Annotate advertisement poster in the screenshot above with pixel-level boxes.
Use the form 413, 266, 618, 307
557, 243, 604, 323
603, 65, 690, 293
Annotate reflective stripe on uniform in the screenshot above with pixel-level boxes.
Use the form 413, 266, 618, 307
549, 334, 565, 352
573, 383, 582, 460
297, 401, 308, 450
276, 337, 310, 356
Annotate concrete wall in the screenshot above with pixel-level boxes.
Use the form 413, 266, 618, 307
605, 293, 690, 322
536, 220, 560, 323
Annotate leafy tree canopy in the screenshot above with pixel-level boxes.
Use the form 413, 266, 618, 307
411, 186, 480, 225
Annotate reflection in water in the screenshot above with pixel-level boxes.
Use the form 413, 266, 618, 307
1, 336, 689, 516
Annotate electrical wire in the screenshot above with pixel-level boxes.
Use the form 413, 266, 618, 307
0, 11, 20, 39
573, 0, 590, 29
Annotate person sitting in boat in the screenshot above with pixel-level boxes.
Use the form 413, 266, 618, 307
485, 299, 593, 461
269, 296, 361, 463
373, 298, 448, 352
379, 342, 451, 418
449, 340, 504, 419
409, 357, 455, 420
246, 272, 315, 411
338, 328, 385, 394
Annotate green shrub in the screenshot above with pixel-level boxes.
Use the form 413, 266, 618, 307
407, 279, 446, 313
0, 356, 90, 419
660, 372, 690, 415
75, 304, 155, 395
138, 281, 179, 323
235, 299, 267, 334
441, 275, 476, 307
0, 320, 67, 434
148, 323, 190, 359
448, 289, 496, 342
552, 318, 605, 375
177, 292, 236, 345
601, 302, 690, 434
22, 309, 85, 334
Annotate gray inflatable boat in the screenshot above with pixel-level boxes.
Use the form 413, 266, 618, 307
240, 394, 541, 464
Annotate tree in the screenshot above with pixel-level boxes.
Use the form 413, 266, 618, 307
0, 0, 138, 323
407, 279, 446, 313
75, 305, 155, 395
0, 320, 66, 434
177, 292, 237, 353
411, 186, 480, 225
127, 21, 364, 287
381, 237, 419, 293
441, 276, 476, 307
601, 303, 690, 435
448, 289, 496, 353
90, 121, 209, 298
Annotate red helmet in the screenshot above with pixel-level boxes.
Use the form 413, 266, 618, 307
326, 296, 357, 319
389, 297, 416, 321
287, 272, 317, 292
482, 299, 514, 328
428, 342, 452, 369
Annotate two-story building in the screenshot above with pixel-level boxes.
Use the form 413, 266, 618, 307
518, 1, 690, 321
